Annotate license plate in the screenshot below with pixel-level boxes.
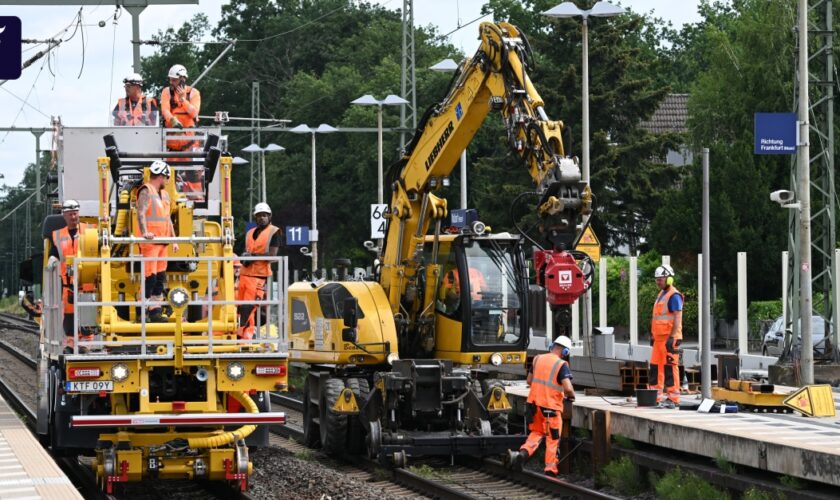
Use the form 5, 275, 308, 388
65, 380, 114, 393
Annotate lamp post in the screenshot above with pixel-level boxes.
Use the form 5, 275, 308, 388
430, 59, 467, 209
242, 143, 285, 204
351, 94, 409, 205
289, 123, 338, 275
543, 1, 625, 185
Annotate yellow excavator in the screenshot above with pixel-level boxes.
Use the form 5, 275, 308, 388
289, 21, 592, 464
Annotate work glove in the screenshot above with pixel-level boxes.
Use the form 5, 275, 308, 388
46, 256, 59, 270
666, 337, 681, 354
170, 117, 183, 129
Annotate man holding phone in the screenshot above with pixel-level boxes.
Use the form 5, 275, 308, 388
160, 64, 203, 196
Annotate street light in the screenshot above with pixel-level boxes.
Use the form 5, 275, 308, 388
351, 94, 409, 205
543, 1, 625, 185
430, 58, 467, 209
231, 156, 249, 166
242, 143, 285, 204
289, 123, 338, 275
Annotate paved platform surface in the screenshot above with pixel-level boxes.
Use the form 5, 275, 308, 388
0, 396, 81, 499
505, 382, 840, 488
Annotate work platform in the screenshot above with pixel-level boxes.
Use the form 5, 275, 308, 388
0, 394, 81, 499
505, 382, 840, 488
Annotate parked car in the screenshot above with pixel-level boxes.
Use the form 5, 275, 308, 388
761, 315, 830, 356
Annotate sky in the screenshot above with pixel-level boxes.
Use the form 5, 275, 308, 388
0, 0, 702, 187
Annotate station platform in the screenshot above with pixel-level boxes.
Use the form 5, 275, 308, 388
0, 395, 81, 499
504, 382, 840, 488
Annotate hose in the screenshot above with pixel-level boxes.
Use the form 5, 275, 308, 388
185, 391, 257, 448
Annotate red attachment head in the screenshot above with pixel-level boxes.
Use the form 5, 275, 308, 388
534, 249, 587, 306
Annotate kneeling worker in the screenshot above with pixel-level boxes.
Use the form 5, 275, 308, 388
510, 335, 575, 476
238, 203, 280, 339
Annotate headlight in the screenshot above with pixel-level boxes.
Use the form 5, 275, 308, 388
490, 352, 503, 366
386, 352, 400, 365
111, 363, 129, 382
226, 361, 245, 381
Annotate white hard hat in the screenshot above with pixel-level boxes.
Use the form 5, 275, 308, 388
552, 335, 573, 350
168, 64, 188, 79
149, 160, 171, 177
253, 202, 272, 215
62, 199, 80, 212
654, 265, 675, 278
123, 73, 143, 86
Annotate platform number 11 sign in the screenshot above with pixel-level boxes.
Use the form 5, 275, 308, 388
371, 204, 389, 239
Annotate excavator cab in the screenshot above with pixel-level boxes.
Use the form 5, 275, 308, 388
428, 232, 529, 364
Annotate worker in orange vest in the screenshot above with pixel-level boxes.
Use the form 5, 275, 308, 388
112, 73, 158, 126
238, 203, 280, 339
47, 200, 92, 352
160, 64, 203, 198
508, 335, 576, 476
135, 161, 178, 323
649, 264, 683, 408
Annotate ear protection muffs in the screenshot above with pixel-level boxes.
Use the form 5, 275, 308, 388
666, 276, 674, 286
561, 347, 570, 357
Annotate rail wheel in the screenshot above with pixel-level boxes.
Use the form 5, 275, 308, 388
302, 376, 320, 448
319, 377, 347, 455
345, 377, 370, 454
481, 378, 509, 434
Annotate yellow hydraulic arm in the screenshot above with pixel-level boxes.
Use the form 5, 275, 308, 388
380, 22, 590, 336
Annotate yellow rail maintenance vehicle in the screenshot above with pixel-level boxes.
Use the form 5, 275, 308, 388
291, 21, 592, 466
35, 124, 288, 493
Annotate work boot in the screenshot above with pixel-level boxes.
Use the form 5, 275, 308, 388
147, 309, 168, 323
544, 467, 559, 478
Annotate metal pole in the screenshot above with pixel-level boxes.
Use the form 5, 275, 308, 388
629, 256, 638, 346
738, 252, 748, 354
701, 148, 711, 398
125, 6, 145, 74
460, 150, 467, 209
260, 152, 267, 203
798, 0, 814, 384
599, 258, 607, 328
581, 17, 590, 184
32, 131, 43, 203
377, 106, 384, 205
310, 133, 318, 275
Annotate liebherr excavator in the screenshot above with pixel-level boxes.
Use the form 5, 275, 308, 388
289, 21, 592, 464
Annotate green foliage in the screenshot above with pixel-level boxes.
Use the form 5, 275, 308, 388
780, 474, 804, 490
612, 434, 635, 449
713, 450, 737, 475
598, 456, 643, 495
748, 300, 782, 337
742, 487, 785, 500
653, 467, 727, 500
407, 464, 449, 480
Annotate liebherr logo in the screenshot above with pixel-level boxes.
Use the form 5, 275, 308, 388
425, 121, 454, 170
0, 17, 22, 80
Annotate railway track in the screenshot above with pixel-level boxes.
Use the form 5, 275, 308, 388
269, 392, 618, 500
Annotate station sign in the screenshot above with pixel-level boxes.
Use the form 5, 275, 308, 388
0, 17, 22, 80
754, 112, 797, 155
286, 226, 310, 246
450, 208, 478, 228
371, 204, 388, 239
575, 226, 601, 263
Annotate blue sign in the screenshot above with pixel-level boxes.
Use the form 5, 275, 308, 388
755, 112, 797, 155
0, 17, 22, 80
450, 208, 478, 228
455, 102, 463, 121
286, 226, 310, 246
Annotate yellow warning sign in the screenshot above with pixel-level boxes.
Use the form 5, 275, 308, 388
576, 226, 601, 263
782, 385, 836, 417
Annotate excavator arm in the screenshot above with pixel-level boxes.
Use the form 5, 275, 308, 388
381, 21, 592, 342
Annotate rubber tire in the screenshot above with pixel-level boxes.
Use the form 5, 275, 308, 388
319, 377, 348, 455
481, 378, 510, 435
302, 377, 320, 448
345, 377, 370, 454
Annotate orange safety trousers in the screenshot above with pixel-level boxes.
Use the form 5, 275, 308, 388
520, 407, 562, 474
236, 275, 265, 339
650, 337, 680, 403
140, 244, 168, 277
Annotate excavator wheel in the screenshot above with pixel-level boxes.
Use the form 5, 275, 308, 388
345, 377, 370, 454
319, 377, 348, 455
480, 378, 509, 435
302, 377, 320, 448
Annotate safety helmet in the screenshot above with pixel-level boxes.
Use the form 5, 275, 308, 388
149, 160, 171, 177
168, 64, 188, 79
654, 264, 675, 279
552, 335, 573, 351
123, 73, 143, 86
61, 199, 80, 212
253, 202, 272, 215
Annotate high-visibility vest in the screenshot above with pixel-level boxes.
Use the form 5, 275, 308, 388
53, 223, 87, 282
135, 183, 172, 237
651, 286, 683, 340
242, 224, 279, 278
527, 352, 567, 411
113, 96, 157, 126
442, 267, 487, 301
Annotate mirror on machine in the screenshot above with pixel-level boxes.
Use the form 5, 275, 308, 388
342, 296, 358, 342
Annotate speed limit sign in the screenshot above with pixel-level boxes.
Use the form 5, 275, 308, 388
371, 204, 389, 239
